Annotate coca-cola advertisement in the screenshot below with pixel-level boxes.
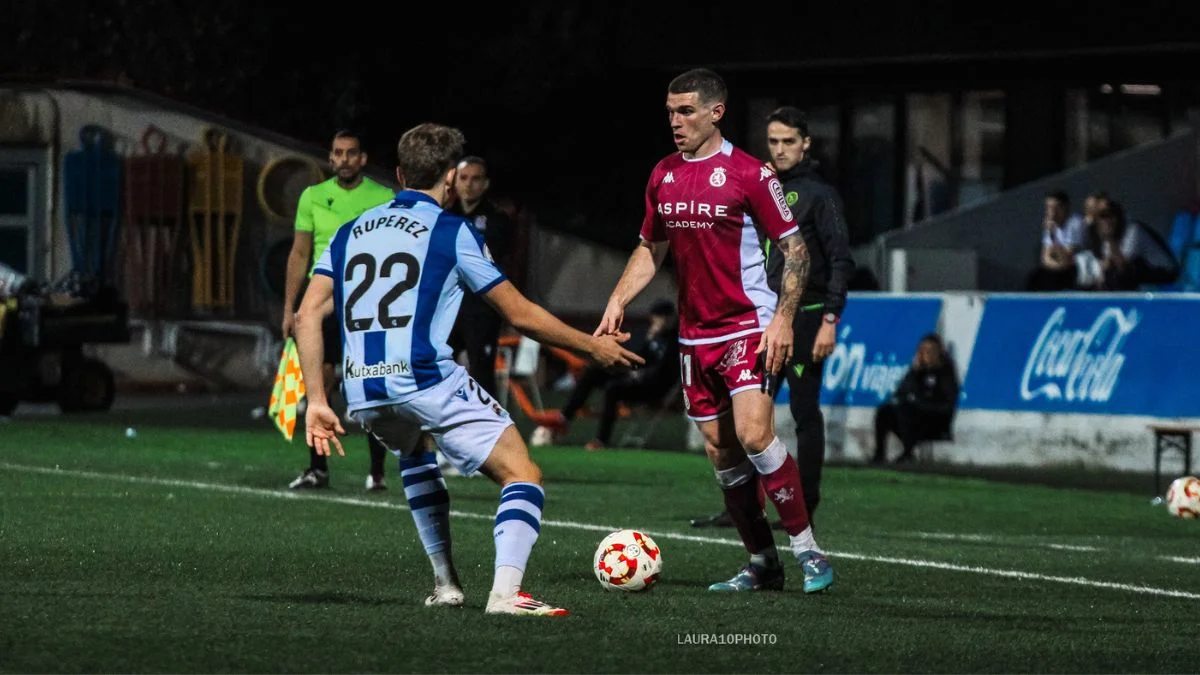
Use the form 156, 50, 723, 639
961, 297, 1199, 417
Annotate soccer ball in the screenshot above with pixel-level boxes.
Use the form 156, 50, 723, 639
594, 529, 662, 591
1166, 476, 1200, 518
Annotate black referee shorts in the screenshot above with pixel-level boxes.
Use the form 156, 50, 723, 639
321, 313, 343, 366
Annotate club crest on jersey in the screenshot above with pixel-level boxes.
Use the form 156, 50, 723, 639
474, 214, 488, 232
709, 167, 727, 188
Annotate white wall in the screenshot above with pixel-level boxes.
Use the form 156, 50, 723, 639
775, 406, 1181, 474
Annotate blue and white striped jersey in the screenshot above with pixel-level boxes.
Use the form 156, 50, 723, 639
313, 190, 507, 413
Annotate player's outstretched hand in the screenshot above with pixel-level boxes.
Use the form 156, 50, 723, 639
756, 317, 794, 376
305, 402, 346, 458
594, 301, 625, 337
588, 333, 646, 369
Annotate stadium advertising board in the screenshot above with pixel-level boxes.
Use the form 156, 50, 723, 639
961, 297, 1200, 417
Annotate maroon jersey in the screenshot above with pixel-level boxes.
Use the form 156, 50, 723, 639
640, 139, 798, 345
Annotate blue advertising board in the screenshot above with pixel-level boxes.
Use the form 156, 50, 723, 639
961, 297, 1200, 417
780, 296, 943, 407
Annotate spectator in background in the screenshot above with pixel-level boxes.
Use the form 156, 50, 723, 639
1075, 202, 1179, 290
1082, 191, 1110, 233
532, 299, 680, 450
1027, 190, 1085, 291
448, 156, 515, 399
872, 333, 959, 465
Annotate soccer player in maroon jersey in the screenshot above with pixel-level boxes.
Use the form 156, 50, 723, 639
596, 69, 833, 593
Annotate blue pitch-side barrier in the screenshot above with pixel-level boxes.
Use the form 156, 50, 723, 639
778, 293, 1200, 419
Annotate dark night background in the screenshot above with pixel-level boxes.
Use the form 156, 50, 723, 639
5, 1, 1200, 247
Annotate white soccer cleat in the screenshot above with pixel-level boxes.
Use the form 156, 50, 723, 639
424, 584, 465, 607
365, 474, 387, 491
485, 590, 569, 616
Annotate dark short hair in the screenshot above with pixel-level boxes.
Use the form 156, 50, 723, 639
332, 129, 363, 148
1088, 190, 1110, 201
668, 68, 727, 106
766, 106, 810, 137
457, 156, 488, 174
1097, 201, 1127, 227
1046, 190, 1069, 207
397, 123, 466, 190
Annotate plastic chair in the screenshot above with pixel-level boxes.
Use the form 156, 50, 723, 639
1168, 211, 1196, 262
1182, 248, 1200, 291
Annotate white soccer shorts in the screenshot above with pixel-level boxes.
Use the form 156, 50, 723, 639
350, 365, 513, 476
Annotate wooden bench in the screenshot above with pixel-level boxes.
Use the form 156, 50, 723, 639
1148, 424, 1200, 495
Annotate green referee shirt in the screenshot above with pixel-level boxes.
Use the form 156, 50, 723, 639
294, 176, 395, 274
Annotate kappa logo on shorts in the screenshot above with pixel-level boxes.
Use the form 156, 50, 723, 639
736, 370, 754, 383
716, 339, 749, 374
682, 390, 690, 411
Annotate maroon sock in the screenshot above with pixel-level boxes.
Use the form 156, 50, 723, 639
722, 480, 776, 556
757, 454, 811, 536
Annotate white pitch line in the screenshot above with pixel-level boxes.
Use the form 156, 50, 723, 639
911, 531, 1102, 552
1159, 555, 1200, 565
3, 462, 1199, 601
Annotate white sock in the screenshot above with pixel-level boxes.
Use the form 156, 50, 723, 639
430, 551, 456, 587
491, 565, 524, 598
713, 459, 755, 488
750, 549, 781, 569
490, 482, 544, 597
746, 437, 788, 476
790, 525, 822, 555
399, 452, 454, 580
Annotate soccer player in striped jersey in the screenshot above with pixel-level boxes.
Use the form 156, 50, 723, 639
294, 123, 643, 616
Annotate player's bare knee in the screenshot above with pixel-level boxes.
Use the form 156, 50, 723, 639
707, 442, 747, 471
738, 428, 775, 455
481, 426, 542, 485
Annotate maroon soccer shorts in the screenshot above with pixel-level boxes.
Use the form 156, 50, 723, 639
678, 333, 766, 421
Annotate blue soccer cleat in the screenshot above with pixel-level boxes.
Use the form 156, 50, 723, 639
707, 563, 785, 592
796, 550, 834, 593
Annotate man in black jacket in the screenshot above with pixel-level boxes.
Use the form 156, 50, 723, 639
448, 156, 515, 399
692, 106, 854, 527
762, 106, 854, 521
874, 334, 959, 463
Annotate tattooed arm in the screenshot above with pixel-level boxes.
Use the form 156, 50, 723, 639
756, 232, 810, 375
774, 233, 811, 322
